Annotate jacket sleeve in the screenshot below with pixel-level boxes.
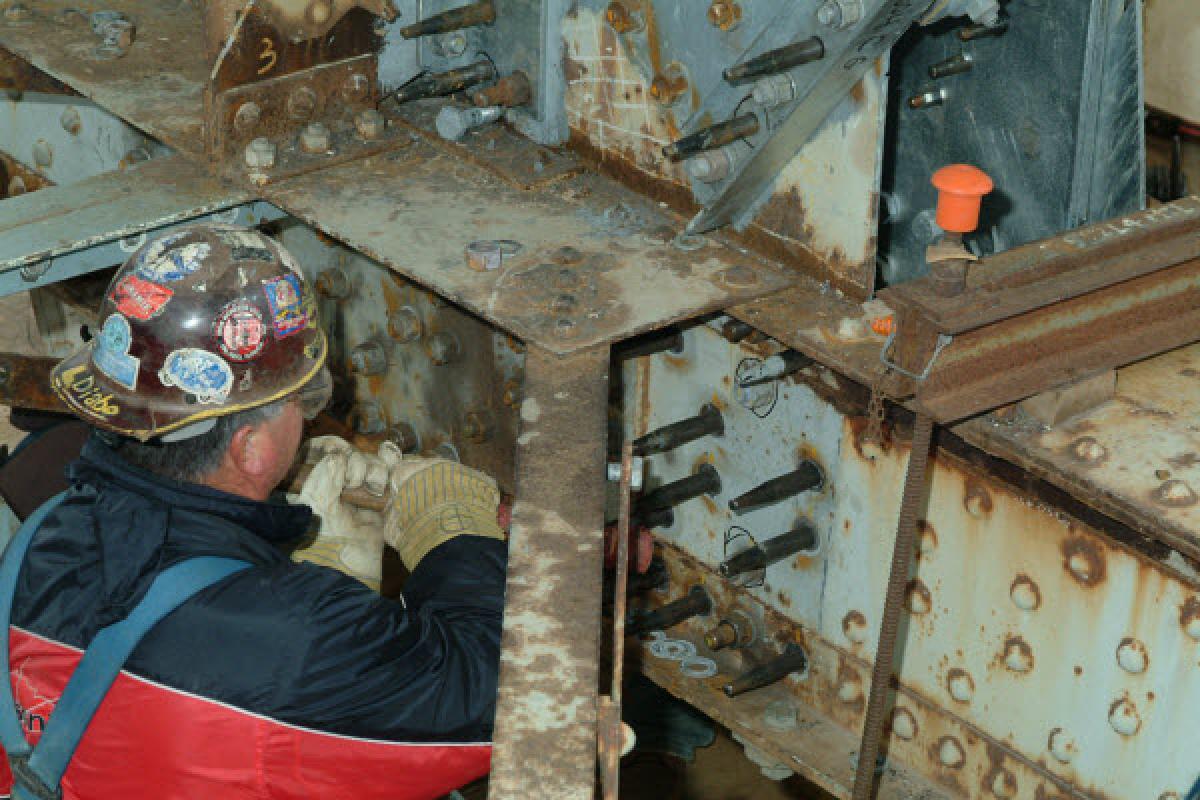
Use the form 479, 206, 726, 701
279, 536, 507, 742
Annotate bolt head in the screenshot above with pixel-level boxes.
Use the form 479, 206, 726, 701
59, 107, 81, 135
233, 102, 262, 135
299, 122, 331, 154
891, 708, 916, 740
244, 137, 276, 169
817, 1, 840, 26
355, 108, 386, 140
286, 87, 318, 122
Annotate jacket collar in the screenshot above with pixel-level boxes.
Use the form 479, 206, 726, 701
69, 433, 312, 546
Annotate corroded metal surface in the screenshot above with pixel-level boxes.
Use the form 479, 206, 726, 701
0, 353, 65, 413
488, 346, 609, 800
0, 156, 251, 272
0, 1, 209, 155
262, 139, 792, 355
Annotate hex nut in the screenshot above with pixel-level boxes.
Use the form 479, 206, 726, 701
355, 108, 386, 140
286, 87, 318, 122
299, 122, 331, 154
244, 137, 277, 169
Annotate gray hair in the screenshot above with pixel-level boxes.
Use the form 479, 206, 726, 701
114, 400, 287, 484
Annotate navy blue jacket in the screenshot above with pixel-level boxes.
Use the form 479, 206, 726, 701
1, 435, 504, 799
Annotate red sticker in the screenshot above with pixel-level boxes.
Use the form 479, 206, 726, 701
213, 302, 266, 362
111, 275, 173, 321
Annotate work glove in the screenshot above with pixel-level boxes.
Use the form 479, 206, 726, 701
288, 436, 402, 591
385, 455, 505, 571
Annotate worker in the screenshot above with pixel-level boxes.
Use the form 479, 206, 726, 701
0, 226, 507, 800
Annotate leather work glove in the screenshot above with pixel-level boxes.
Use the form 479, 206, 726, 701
385, 455, 505, 571
288, 436, 402, 591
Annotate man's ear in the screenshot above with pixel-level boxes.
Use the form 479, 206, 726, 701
226, 422, 273, 480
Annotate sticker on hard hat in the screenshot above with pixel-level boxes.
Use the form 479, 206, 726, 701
216, 229, 275, 263
57, 365, 120, 417
92, 314, 140, 390
213, 301, 266, 362
136, 241, 212, 283
159, 348, 234, 404
111, 274, 173, 321
263, 273, 309, 338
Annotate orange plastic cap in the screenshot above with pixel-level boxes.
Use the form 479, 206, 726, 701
931, 164, 994, 234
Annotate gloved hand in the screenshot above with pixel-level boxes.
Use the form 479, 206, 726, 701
385, 455, 505, 571
288, 436, 402, 591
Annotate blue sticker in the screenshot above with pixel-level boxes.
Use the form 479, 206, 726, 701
262, 273, 309, 338
158, 348, 234, 404
136, 239, 212, 283
92, 314, 140, 390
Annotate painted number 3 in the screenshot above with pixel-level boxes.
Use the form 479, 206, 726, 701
257, 37, 277, 75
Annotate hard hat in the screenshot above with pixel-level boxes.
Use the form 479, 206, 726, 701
51, 225, 327, 441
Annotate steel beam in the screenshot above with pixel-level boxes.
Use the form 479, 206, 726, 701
488, 345, 610, 800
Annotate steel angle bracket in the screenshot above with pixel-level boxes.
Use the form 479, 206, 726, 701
686, 0, 935, 235
878, 196, 1200, 423
0, 155, 284, 297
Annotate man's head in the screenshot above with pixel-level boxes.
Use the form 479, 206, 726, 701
51, 224, 330, 499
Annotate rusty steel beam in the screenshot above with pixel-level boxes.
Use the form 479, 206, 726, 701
488, 346, 610, 800
0, 354, 66, 413
880, 197, 1200, 422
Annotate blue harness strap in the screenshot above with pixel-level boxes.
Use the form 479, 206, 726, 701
0, 492, 251, 799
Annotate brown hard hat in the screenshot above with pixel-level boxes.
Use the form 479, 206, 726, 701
51, 225, 327, 441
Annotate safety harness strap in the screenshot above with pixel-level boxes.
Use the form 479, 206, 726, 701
0, 492, 251, 800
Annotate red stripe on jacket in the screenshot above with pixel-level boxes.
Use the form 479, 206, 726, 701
1, 627, 491, 799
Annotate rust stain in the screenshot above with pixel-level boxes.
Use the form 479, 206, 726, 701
1179, 596, 1200, 638
1009, 574, 1042, 611
1061, 535, 1108, 587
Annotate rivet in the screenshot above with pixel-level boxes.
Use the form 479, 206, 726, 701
936, 736, 965, 769
1181, 598, 1200, 641
964, 483, 992, 517
989, 768, 1017, 798
59, 107, 81, 135
1068, 436, 1107, 465
1108, 697, 1141, 736
388, 306, 422, 342
1115, 637, 1148, 674
355, 108, 386, 140
243, 137, 276, 170
946, 668, 974, 703
1062, 536, 1107, 587
905, 580, 931, 615
842, 610, 868, 644
917, 520, 938, 555
350, 340, 388, 375
837, 675, 863, 705
1047, 727, 1077, 764
31, 138, 52, 168
890, 707, 916, 740
604, 1, 644, 33
1152, 479, 1197, 507
1009, 574, 1041, 611
1003, 636, 1033, 673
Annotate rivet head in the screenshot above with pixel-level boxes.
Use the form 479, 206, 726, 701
1109, 697, 1141, 736
1181, 598, 1200, 641
286, 87, 318, 122
1068, 436, 1107, 465
233, 101, 262, 135
964, 483, 992, 517
243, 137, 276, 169
1116, 638, 1148, 674
905, 580, 931, 615
1003, 636, 1034, 673
299, 121, 331, 154
989, 768, 1017, 798
1009, 575, 1041, 611
947, 668, 974, 703
1048, 727, 1077, 764
1153, 479, 1197, 507
842, 611, 868, 644
917, 520, 938, 555
59, 107, 81, 135
837, 677, 862, 705
937, 736, 965, 769
355, 108, 386, 140
891, 708, 916, 740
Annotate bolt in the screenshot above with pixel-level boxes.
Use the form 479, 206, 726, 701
233, 101, 262, 135
286, 87, 318, 122
1047, 727, 1077, 764
1108, 697, 1141, 736
244, 137, 277, 170
307, 0, 332, 24
435, 105, 504, 142
350, 340, 388, 375
605, 1, 644, 33
910, 88, 948, 109
937, 736, 965, 769
842, 611, 868, 644
1068, 436, 1107, 464
817, 0, 861, 29
929, 52, 974, 80
1009, 575, 1041, 611
31, 139, 51, 168
685, 148, 735, 184
427, 332, 460, 365
947, 669, 974, 702
59, 107, 81, 135
1153, 479, 1197, 507
439, 31, 468, 57
388, 306, 422, 342
314, 268, 351, 299
342, 72, 370, 103
891, 708, 916, 740
1115, 638, 1148, 674
299, 122, 332, 154
355, 108, 386, 140
707, 0, 741, 30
